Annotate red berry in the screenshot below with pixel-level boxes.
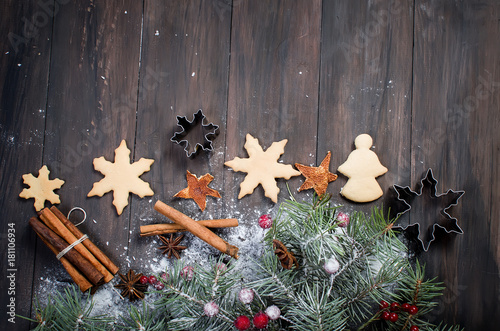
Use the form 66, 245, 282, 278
181, 266, 194, 281
139, 275, 149, 285
410, 326, 419, 331
336, 212, 350, 227
160, 272, 169, 281
381, 311, 390, 320
409, 305, 419, 315
216, 263, 227, 272
389, 312, 399, 322
258, 214, 273, 229
401, 303, 411, 312
234, 315, 251, 331
390, 302, 400, 311
154, 282, 164, 290
148, 275, 157, 285
253, 311, 269, 329
379, 300, 389, 310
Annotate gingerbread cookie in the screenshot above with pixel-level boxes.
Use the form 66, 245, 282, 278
295, 151, 338, 197
337, 134, 387, 203
174, 170, 221, 211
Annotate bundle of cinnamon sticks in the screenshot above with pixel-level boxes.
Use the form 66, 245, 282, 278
29, 206, 119, 293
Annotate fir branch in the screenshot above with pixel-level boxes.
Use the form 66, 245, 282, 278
21, 285, 113, 331
154, 259, 239, 330
49, 286, 113, 331
249, 253, 301, 304
17, 295, 56, 330
288, 282, 347, 331
118, 302, 167, 331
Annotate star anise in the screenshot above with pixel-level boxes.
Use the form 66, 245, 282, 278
114, 269, 148, 301
158, 234, 187, 259
273, 239, 298, 269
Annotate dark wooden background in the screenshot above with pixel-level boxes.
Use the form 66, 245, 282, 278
1, 0, 499, 329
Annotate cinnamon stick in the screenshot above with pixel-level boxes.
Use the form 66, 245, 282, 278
38, 234, 93, 292
140, 218, 239, 236
29, 217, 104, 286
50, 206, 119, 276
154, 200, 239, 259
38, 208, 114, 283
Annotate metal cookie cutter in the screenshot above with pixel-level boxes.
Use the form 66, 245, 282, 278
171, 109, 219, 157
393, 168, 464, 251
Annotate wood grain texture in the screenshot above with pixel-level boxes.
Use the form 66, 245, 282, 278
319, 0, 414, 213
0, 0, 54, 328
129, 0, 232, 265
225, 0, 322, 208
0, 1, 499, 329
31, 0, 143, 309
412, 0, 500, 328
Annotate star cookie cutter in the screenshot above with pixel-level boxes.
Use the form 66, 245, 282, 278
171, 110, 219, 157
393, 168, 464, 251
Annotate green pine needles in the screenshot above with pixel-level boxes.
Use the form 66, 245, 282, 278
21, 286, 113, 330
254, 195, 407, 330
24, 194, 462, 330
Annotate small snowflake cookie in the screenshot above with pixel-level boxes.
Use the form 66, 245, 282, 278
19, 165, 65, 211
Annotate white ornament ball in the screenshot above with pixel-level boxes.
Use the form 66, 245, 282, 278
204, 301, 219, 317
265, 305, 281, 320
238, 288, 254, 304
324, 257, 340, 274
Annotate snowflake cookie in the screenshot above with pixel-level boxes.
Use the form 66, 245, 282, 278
19, 165, 65, 211
224, 134, 300, 203
88, 140, 154, 215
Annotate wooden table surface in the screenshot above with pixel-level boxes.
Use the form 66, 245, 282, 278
1, 0, 499, 329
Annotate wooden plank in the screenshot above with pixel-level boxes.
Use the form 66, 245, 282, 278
31, 0, 143, 305
129, 0, 232, 266
412, 0, 500, 328
0, 0, 54, 328
225, 0, 322, 211
319, 0, 413, 214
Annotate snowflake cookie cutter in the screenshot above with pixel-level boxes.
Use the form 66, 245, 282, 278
393, 168, 464, 251
171, 109, 219, 157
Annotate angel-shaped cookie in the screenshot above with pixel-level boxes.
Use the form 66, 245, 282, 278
337, 134, 387, 203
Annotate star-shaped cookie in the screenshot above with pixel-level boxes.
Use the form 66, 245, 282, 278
224, 134, 300, 203
88, 140, 154, 215
174, 170, 221, 211
19, 165, 65, 211
295, 151, 338, 197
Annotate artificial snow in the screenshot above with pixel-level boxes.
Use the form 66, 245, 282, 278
31, 185, 281, 322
